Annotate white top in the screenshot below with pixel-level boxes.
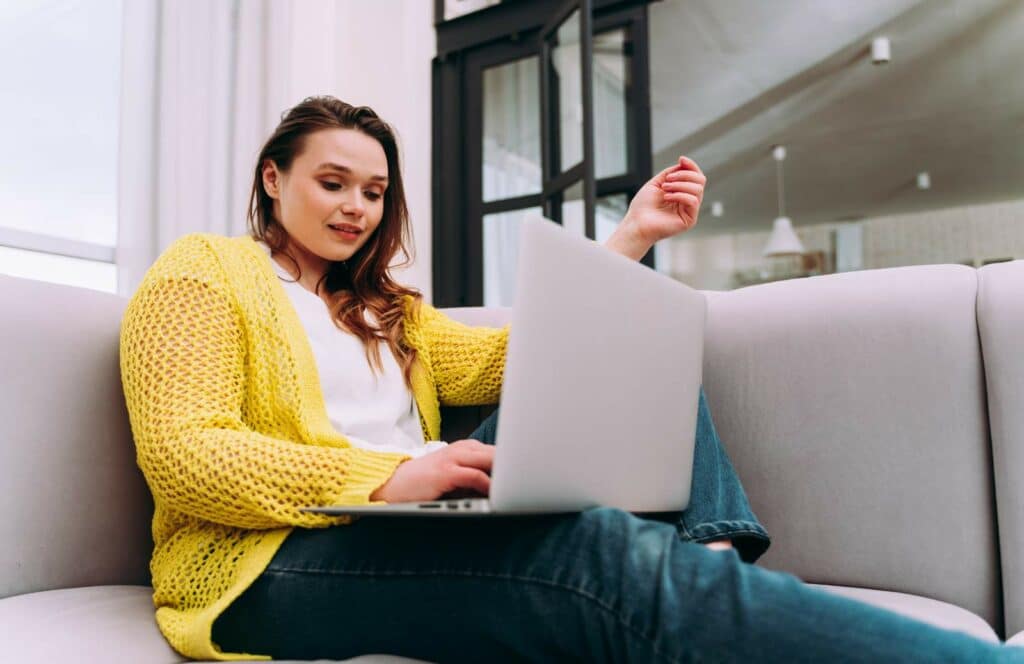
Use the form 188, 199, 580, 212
257, 240, 447, 458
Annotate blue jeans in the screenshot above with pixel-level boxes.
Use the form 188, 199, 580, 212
211, 391, 1021, 662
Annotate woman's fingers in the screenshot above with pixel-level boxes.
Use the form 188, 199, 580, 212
650, 162, 680, 186
664, 169, 706, 185
449, 440, 495, 473
650, 156, 706, 193
677, 155, 704, 175
662, 168, 704, 218
661, 181, 703, 195
665, 192, 700, 208
451, 467, 491, 495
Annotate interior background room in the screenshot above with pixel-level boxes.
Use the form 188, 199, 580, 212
1, 0, 1020, 303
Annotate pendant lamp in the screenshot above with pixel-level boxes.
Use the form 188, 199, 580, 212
763, 145, 805, 257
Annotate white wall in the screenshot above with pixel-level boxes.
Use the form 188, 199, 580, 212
863, 198, 1024, 269
669, 197, 1024, 290
275, 0, 436, 301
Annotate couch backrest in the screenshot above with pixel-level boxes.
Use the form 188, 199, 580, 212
703, 264, 1000, 630
440, 307, 512, 328
978, 259, 1024, 637
0, 275, 152, 598
447, 271, 1003, 628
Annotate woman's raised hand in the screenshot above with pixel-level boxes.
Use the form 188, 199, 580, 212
369, 440, 494, 503
626, 155, 706, 244
604, 155, 706, 261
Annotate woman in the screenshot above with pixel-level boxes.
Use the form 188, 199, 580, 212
120, 96, 1019, 662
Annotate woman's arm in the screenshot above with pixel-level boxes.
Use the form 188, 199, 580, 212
406, 300, 509, 408
120, 242, 409, 530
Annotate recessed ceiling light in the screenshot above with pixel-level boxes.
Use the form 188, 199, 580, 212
916, 171, 931, 190
871, 37, 891, 65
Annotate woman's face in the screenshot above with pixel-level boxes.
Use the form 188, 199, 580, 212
262, 127, 389, 279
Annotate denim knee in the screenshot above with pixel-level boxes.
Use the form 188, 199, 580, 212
558, 507, 694, 572
468, 408, 499, 445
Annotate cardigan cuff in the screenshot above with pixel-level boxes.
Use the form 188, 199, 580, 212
328, 449, 411, 506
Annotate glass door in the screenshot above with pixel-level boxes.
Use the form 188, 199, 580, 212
466, 0, 596, 307
540, 0, 595, 239
432, 0, 652, 307
465, 38, 545, 307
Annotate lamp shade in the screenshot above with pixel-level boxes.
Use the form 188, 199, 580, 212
763, 217, 805, 256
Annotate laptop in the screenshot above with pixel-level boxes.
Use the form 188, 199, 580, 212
301, 214, 707, 517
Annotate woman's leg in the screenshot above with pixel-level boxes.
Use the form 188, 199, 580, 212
675, 387, 769, 561
469, 386, 771, 562
212, 509, 1016, 662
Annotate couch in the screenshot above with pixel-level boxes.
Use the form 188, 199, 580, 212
2, 259, 1023, 662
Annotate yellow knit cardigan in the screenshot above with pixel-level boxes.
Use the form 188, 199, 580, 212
119, 232, 508, 660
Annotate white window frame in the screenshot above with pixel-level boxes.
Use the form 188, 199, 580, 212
0, 227, 116, 264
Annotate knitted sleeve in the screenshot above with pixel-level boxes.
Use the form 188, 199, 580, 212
412, 302, 509, 407
119, 238, 408, 530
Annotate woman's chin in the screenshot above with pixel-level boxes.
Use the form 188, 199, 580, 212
314, 243, 356, 263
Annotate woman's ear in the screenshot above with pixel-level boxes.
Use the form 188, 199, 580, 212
262, 160, 282, 200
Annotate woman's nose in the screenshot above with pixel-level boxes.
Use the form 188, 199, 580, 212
340, 192, 364, 216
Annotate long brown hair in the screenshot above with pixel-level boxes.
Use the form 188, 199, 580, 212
247, 96, 422, 386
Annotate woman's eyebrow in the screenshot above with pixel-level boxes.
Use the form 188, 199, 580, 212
316, 162, 388, 183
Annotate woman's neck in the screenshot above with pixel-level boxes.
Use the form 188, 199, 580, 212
265, 236, 329, 294
275, 255, 321, 293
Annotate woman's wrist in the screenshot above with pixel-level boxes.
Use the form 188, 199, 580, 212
604, 214, 653, 261
369, 483, 388, 502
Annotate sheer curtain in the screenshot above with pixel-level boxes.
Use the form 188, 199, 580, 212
116, 0, 277, 297
116, 0, 435, 299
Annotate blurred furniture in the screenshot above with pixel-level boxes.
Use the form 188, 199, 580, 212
732, 249, 832, 287
2, 259, 1024, 661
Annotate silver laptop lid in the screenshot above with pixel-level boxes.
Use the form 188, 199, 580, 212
489, 215, 707, 513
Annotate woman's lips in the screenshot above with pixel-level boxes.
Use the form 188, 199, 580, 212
327, 224, 361, 241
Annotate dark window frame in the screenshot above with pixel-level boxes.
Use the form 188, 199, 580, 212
432, 0, 654, 306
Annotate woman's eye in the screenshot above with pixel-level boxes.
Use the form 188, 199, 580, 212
321, 181, 342, 191
364, 191, 382, 201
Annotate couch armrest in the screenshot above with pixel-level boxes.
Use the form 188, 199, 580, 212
0, 276, 152, 599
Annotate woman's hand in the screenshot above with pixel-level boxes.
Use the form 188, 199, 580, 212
605, 155, 707, 261
369, 440, 494, 503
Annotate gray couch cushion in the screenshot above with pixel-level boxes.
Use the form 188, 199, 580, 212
702, 265, 1001, 628
977, 259, 1024, 638
0, 275, 152, 598
0, 586, 180, 663
814, 584, 998, 643
0, 586, 431, 663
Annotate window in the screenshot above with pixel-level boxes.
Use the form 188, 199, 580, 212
0, 0, 123, 292
433, 0, 653, 306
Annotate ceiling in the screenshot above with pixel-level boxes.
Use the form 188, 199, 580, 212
647, 0, 1024, 236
